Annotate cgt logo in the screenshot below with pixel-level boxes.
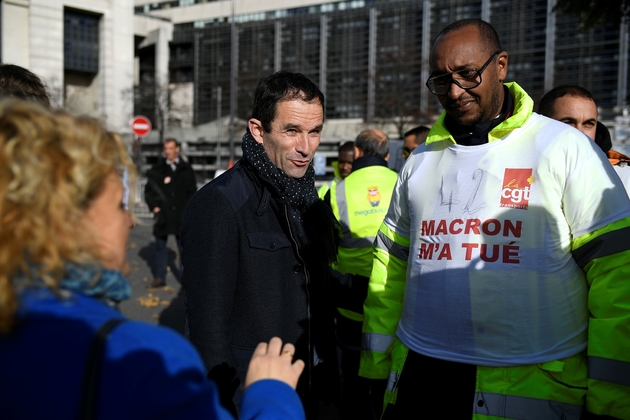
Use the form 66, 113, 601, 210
500, 169, 534, 210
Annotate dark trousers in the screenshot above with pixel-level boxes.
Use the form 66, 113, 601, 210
337, 314, 385, 419
382, 349, 476, 419
154, 235, 183, 281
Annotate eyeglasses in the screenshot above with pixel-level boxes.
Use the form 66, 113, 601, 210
425, 51, 500, 96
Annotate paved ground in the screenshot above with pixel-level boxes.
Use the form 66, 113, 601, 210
118, 221, 186, 336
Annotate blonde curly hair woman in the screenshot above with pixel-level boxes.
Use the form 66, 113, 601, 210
0, 101, 305, 420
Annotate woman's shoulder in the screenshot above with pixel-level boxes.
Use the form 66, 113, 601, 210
12, 289, 232, 418
19, 288, 199, 362
109, 317, 202, 364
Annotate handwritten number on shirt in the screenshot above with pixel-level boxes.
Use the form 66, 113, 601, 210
440, 169, 486, 214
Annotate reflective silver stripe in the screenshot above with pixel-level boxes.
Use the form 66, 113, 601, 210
473, 392, 582, 420
572, 226, 630, 268
374, 230, 409, 262
339, 235, 375, 249
362, 332, 395, 352
335, 181, 352, 241
386, 370, 400, 393
589, 356, 630, 387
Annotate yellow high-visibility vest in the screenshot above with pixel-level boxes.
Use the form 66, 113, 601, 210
331, 163, 397, 321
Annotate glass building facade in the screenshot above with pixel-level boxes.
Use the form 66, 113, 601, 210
136, 0, 629, 124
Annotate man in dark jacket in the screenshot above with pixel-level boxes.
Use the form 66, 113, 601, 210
144, 138, 197, 288
181, 71, 340, 418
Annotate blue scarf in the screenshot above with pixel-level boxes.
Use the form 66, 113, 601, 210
60, 264, 132, 303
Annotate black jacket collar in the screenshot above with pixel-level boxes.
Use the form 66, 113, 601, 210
445, 85, 514, 146
351, 155, 388, 172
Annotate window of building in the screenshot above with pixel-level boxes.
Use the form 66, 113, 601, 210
64, 8, 100, 74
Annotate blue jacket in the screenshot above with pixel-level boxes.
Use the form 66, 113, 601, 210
0, 288, 304, 420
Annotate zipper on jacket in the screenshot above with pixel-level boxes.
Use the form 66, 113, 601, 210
283, 204, 313, 393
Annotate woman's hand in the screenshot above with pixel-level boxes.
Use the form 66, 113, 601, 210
244, 337, 305, 390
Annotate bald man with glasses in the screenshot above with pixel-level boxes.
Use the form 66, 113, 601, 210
360, 19, 630, 419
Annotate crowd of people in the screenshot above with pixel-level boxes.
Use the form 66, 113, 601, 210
0, 17, 629, 420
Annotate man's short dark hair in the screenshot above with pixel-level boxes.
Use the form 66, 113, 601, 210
404, 126, 430, 144
434, 19, 502, 54
355, 129, 389, 159
164, 137, 180, 147
0, 64, 50, 107
595, 121, 612, 153
339, 141, 354, 154
538, 85, 595, 117
252, 71, 325, 133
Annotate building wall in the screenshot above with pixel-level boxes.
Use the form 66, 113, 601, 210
108, 0, 135, 132
134, 0, 335, 24
29, 0, 64, 105
1, 0, 135, 133
1, 0, 31, 68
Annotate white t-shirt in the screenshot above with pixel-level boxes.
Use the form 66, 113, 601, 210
389, 113, 630, 366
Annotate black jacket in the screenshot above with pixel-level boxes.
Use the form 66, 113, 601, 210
181, 159, 339, 414
144, 157, 197, 237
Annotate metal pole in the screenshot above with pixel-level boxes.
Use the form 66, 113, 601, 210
544, 0, 556, 94
193, 32, 200, 126
367, 8, 377, 122
217, 85, 222, 169
617, 18, 628, 110
275, 20, 282, 72
229, 0, 237, 166
133, 134, 142, 174
319, 14, 328, 97
420, 0, 431, 116
481, 0, 491, 22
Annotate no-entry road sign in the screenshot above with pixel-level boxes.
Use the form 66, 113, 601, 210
131, 115, 152, 137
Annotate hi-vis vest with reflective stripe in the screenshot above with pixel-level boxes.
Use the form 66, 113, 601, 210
331, 164, 397, 278
382, 339, 587, 420
360, 82, 630, 419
